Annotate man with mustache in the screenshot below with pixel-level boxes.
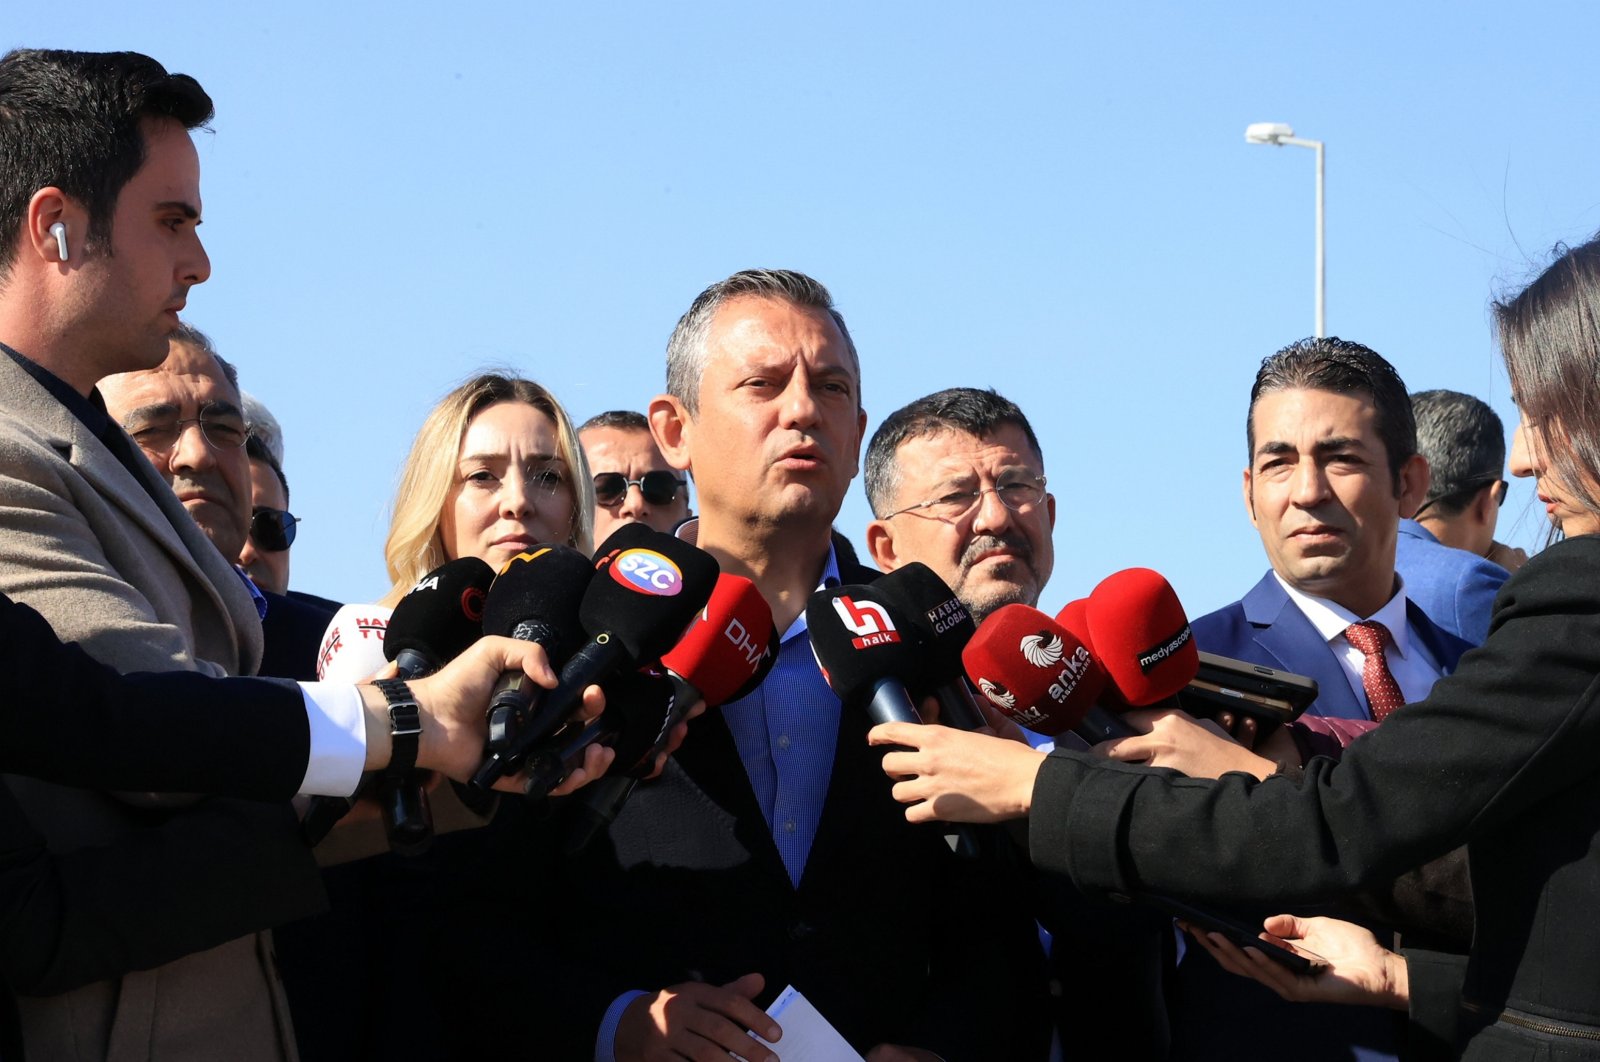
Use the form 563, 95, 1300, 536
863, 387, 1054, 625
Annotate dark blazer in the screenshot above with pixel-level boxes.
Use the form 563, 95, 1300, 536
430, 552, 1050, 1061
1394, 519, 1508, 646
1192, 571, 1475, 721
1031, 535, 1600, 1061
261, 589, 340, 681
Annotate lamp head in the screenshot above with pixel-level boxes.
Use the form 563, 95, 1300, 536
1245, 121, 1295, 144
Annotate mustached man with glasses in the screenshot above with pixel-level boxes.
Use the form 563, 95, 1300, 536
101, 324, 338, 682
1397, 389, 1523, 645
578, 408, 692, 542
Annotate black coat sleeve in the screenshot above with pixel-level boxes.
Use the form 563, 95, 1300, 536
1026, 536, 1600, 905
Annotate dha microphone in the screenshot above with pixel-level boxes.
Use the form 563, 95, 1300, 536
963, 604, 1113, 742
872, 563, 987, 732
1084, 568, 1199, 707
566, 574, 779, 852
480, 545, 595, 749
315, 604, 393, 681
472, 523, 720, 789
378, 557, 495, 854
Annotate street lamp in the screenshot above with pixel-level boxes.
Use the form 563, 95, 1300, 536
1245, 122, 1325, 337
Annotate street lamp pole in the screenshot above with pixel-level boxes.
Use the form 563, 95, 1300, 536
1245, 123, 1325, 337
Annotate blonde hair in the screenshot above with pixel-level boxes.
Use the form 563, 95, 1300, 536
380, 373, 594, 606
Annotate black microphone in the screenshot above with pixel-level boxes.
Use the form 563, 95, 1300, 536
806, 583, 926, 727
378, 557, 495, 854
480, 545, 595, 750
472, 523, 720, 789
519, 670, 685, 798
300, 557, 493, 850
873, 562, 988, 732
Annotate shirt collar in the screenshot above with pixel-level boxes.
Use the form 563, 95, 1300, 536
1, 342, 119, 443
674, 517, 840, 644
1273, 571, 1413, 659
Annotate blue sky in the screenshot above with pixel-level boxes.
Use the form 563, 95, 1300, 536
12, 1, 1598, 618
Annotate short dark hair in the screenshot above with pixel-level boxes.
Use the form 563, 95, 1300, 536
665, 269, 859, 413
864, 387, 1043, 516
0, 48, 213, 277
1494, 234, 1600, 524
1412, 389, 1505, 516
579, 409, 650, 434
168, 321, 239, 392
246, 434, 289, 505
1247, 336, 1416, 486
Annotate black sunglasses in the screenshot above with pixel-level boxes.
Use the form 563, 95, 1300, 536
592, 471, 686, 507
249, 507, 300, 552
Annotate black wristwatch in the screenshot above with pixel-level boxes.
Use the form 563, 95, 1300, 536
374, 678, 422, 777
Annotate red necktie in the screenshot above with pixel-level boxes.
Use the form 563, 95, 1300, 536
1343, 621, 1404, 722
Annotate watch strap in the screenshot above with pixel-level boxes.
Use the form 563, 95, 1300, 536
374, 677, 422, 777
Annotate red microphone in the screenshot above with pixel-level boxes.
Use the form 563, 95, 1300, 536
1084, 568, 1199, 707
961, 604, 1107, 737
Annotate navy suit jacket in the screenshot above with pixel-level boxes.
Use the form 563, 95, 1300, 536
1394, 519, 1508, 646
1191, 571, 1474, 722
1166, 572, 1474, 1062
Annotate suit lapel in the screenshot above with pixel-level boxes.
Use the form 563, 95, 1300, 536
670, 701, 792, 886
1243, 574, 1364, 719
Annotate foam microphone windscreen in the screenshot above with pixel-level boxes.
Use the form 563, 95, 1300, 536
384, 557, 495, 673
316, 604, 393, 681
961, 604, 1105, 736
585, 523, 721, 662
1085, 568, 1199, 706
872, 562, 976, 690
1055, 599, 1092, 647
805, 584, 923, 708
480, 544, 594, 660
659, 574, 778, 706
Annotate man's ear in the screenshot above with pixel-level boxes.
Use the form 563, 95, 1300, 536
648, 394, 692, 473
1396, 453, 1430, 519
865, 518, 899, 573
1242, 468, 1258, 527
24, 188, 79, 265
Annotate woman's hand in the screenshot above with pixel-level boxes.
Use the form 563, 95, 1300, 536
1184, 914, 1409, 1010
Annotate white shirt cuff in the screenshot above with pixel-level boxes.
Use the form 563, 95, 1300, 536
296, 682, 368, 797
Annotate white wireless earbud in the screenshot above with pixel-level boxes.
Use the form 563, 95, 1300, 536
48, 222, 68, 262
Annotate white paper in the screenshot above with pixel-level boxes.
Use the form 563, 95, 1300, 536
739, 984, 865, 1062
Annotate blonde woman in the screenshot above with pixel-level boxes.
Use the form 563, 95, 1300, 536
381, 373, 596, 605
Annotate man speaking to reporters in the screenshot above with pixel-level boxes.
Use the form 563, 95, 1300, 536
470, 270, 1046, 1061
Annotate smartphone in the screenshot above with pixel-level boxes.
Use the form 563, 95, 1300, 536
1174, 652, 1319, 737
1141, 893, 1328, 975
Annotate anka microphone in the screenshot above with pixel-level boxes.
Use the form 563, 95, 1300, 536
472, 523, 719, 789
962, 604, 1114, 742
1084, 568, 1199, 707
565, 575, 779, 851
480, 545, 594, 749
315, 604, 392, 681
872, 562, 987, 731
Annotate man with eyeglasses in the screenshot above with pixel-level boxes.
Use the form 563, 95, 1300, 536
863, 387, 1054, 625
578, 409, 692, 542
1397, 389, 1524, 644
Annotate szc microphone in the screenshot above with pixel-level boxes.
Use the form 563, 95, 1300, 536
472, 523, 720, 789
872, 562, 987, 731
566, 574, 779, 852
480, 545, 594, 749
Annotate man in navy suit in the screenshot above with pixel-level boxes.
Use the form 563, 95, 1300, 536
1177, 338, 1475, 1062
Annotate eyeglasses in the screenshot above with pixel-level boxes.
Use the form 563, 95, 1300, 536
249, 507, 300, 552
592, 471, 687, 507
1415, 475, 1507, 519
124, 404, 251, 454
882, 474, 1048, 522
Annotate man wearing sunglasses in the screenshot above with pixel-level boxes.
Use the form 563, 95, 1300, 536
239, 435, 299, 596
579, 409, 692, 542
1397, 389, 1523, 645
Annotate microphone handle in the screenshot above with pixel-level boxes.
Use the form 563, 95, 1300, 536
933, 679, 987, 732
564, 776, 641, 855
382, 651, 439, 854
484, 622, 563, 750
865, 677, 984, 860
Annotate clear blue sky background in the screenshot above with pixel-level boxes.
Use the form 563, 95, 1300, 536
13, 2, 1598, 618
